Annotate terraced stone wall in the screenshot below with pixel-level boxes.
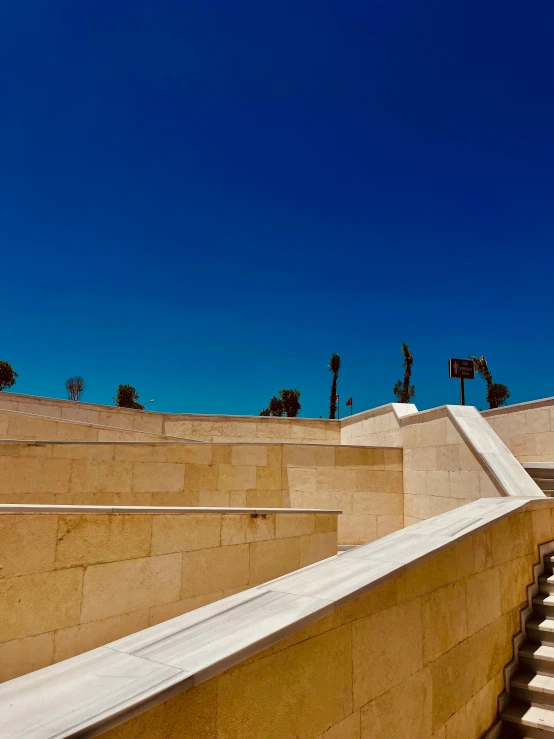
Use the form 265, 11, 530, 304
0, 508, 337, 682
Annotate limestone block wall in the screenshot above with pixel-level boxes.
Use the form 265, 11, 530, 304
92, 502, 549, 739
0, 441, 403, 545
403, 412, 501, 525
0, 409, 182, 442
484, 397, 554, 462
340, 404, 412, 447
0, 507, 337, 682
0, 393, 341, 444
284, 445, 403, 544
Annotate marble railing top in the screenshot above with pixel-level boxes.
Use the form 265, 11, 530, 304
0, 496, 547, 739
0, 504, 341, 516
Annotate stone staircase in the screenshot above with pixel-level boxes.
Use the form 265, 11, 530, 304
500, 551, 554, 737
524, 464, 554, 497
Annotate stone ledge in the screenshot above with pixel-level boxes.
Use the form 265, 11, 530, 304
0, 504, 342, 515
0, 496, 547, 738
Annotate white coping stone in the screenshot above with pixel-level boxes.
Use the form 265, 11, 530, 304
0, 504, 341, 515
0, 495, 543, 739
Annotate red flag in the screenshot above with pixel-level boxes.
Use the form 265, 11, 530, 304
345, 397, 353, 406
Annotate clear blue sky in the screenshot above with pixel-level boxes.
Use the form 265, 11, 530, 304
1, 1, 553, 417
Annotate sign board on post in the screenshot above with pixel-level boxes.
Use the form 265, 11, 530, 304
449, 358, 475, 405
449, 358, 475, 380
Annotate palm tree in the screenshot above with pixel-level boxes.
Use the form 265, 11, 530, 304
329, 353, 341, 419
469, 355, 510, 409
393, 342, 415, 403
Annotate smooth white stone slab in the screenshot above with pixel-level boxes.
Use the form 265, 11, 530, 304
262, 556, 401, 606
0, 647, 186, 739
110, 590, 333, 683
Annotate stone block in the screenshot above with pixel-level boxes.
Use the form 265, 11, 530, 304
412, 446, 437, 471
56, 514, 152, 567
0, 513, 57, 577
101, 673, 218, 739
317, 711, 360, 739
113, 445, 167, 463
352, 492, 403, 516
537, 432, 554, 456
403, 469, 427, 495
352, 598, 423, 709
0, 633, 54, 682
436, 445, 461, 471
317, 468, 357, 493
361, 668, 432, 739
151, 514, 222, 555
282, 445, 335, 467
422, 581, 467, 664
151, 490, 199, 506
0, 457, 72, 494
275, 513, 315, 538
336, 447, 375, 466
255, 465, 281, 489
81, 553, 181, 622
51, 444, 114, 460
217, 626, 352, 739
429, 496, 458, 516
217, 464, 256, 491
377, 514, 403, 538
249, 537, 300, 586
526, 409, 551, 433
315, 513, 338, 533
491, 513, 534, 566
245, 489, 282, 507
299, 532, 337, 567
466, 567, 501, 636
0, 568, 83, 641
472, 529, 493, 572
404, 494, 430, 520
53, 609, 150, 663
231, 445, 268, 466
181, 544, 249, 597
132, 462, 184, 493
285, 467, 317, 492
355, 470, 403, 494
499, 554, 534, 613
70, 460, 132, 493
426, 470, 449, 497
339, 514, 377, 545
449, 470, 480, 499
383, 448, 403, 470
183, 463, 218, 491
397, 548, 457, 602
420, 418, 448, 447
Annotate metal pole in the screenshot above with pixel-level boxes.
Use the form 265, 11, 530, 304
460, 378, 465, 406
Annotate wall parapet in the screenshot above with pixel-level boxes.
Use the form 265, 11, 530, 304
1, 496, 550, 738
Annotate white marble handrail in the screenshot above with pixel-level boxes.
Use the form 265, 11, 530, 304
0, 496, 542, 739
0, 504, 342, 516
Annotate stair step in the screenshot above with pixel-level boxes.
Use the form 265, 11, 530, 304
520, 643, 554, 676
502, 701, 554, 735
533, 596, 554, 618
527, 620, 554, 647
511, 672, 554, 708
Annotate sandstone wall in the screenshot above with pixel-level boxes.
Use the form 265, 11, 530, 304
0, 442, 403, 545
484, 398, 554, 462
0, 508, 337, 682
97, 504, 548, 739
402, 412, 501, 525
0, 409, 179, 442
0, 393, 341, 444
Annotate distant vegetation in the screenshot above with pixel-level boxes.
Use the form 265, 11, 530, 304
393, 342, 415, 403
328, 353, 341, 419
114, 384, 144, 410
469, 355, 510, 409
260, 389, 301, 417
66, 376, 85, 401
0, 361, 18, 392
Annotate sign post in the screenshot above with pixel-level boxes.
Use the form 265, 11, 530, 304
448, 358, 475, 405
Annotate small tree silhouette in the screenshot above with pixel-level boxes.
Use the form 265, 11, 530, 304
328, 353, 341, 419
66, 376, 85, 401
393, 343, 415, 403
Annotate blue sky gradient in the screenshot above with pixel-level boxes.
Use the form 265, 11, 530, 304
1, 1, 553, 416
